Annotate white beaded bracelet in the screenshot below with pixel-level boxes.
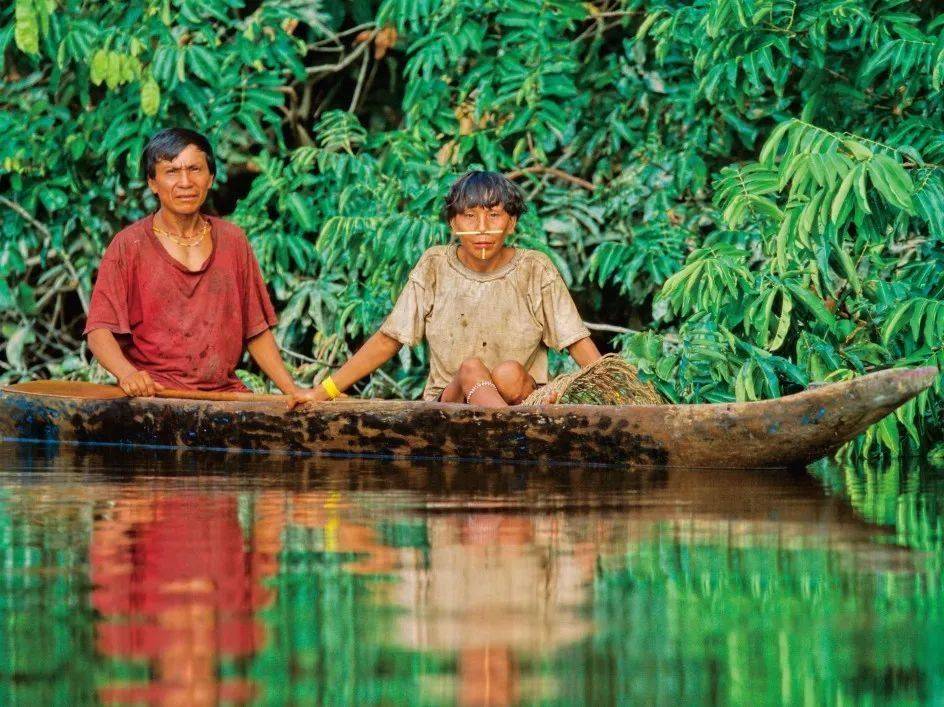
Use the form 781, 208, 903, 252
466, 380, 498, 404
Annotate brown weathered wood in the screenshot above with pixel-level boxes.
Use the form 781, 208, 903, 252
0, 366, 937, 468
1, 380, 128, 399
2, 380, 290, 403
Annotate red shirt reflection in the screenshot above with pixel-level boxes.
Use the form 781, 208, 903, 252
91, 494, 280, 705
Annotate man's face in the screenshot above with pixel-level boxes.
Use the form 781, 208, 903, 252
147, 144, 214, 215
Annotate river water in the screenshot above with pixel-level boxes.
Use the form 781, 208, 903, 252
0, 442, 941, 705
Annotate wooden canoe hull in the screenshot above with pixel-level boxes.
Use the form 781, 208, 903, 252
0, 366, 937, 468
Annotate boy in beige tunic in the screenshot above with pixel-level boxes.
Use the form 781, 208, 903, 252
310, 171, 602, 407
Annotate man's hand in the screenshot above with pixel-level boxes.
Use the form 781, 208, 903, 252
287, 385, 331, 410
118, 370, 165, 397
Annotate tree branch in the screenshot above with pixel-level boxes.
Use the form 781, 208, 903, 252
584, 321, 635, 334
349, 44, 370, 112
306, 31, 377, 76
583, 321, 680, 344
505, 165, 595, 191
0, 195, 90, 313
0, 194, 52, 239
279, 343, 334, 367
308, 22, 376, 48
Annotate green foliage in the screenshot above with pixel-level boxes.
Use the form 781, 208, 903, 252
1, 0, 943, 453
634, 112, 944, 451
0, 0, 308, 382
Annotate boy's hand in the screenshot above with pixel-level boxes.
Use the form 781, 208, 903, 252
287, 386, 330, 410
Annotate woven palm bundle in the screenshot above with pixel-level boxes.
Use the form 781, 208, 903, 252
523, 353, 664, 406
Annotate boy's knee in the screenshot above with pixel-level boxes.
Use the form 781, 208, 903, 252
492, 360, 534, 404
492, 360, 526, 385
458, 357, 489, 382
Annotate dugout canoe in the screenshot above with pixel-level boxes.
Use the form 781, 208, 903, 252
0, 366, 937, 468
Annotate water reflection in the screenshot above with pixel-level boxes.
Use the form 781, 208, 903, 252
0, 443, 941, 704
92, 493, 271, 704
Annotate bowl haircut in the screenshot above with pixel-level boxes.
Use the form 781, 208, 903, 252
443, 171, 527, 222
141, 127, 217, 181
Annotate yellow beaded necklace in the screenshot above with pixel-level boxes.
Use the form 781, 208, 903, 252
153, 216, 211, 248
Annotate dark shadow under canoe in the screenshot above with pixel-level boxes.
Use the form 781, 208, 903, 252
0, 366, 937, 468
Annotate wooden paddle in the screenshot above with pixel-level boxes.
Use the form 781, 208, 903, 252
1, 380, 292, 404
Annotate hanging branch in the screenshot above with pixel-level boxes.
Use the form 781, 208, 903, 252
505, 166, 595, 191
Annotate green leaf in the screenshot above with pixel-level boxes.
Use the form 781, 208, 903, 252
4, 324, 35, 371
90, 48, 108, 85
188, 45, 219, 82
106, 51, 122, 89
854, 164, 872, 214
769, 291, 792, 351
785, 282, 838, 330
867, 158, 912, 212
758, 120, 792, 165
655, 355, 676, 380
120, 54, 140, 83
831, 168, 855, 222
15, 282, 35, 315
842, 138, 873, 161
14, 0, 39, 55
285, 193, 316, 231
909, 299, 927, 341
634, 10, 663, 40
926, 302, 943, 348
881, 300, 912, 343
872, 153, 914, 209
874, 414, 901, 456
140, 75, 160, 116
0, 281, 15, 310
834, 242, 861, 296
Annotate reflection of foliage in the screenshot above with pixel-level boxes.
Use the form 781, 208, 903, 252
0, 493, 96, 704
3, 452, 944, 702
815, 455, 944, 556
378, 519, 430, 553
556, 523, 944, 705
551, 455, 944, 705
2, 0, 943, 444
250, 524, 448, 705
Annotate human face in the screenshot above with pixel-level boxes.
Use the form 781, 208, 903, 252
147, 144, 214, 216
450, 204, 517, 262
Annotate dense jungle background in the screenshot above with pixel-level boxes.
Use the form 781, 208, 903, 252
1, 0, 942, 454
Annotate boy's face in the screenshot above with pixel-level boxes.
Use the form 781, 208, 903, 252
450, 204, 517, 261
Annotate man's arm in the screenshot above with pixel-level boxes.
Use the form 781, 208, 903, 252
87, 328, 164, 396
245, 329, 318, 408
567, 336, 602, 368
308, 331, 403, 402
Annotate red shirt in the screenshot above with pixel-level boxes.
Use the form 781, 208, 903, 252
84, 214, 277, 391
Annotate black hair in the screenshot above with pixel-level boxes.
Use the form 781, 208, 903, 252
443, 171, 527, 221
141, 127, 216, 180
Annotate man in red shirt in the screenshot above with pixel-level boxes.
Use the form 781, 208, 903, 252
85, 128, 319, 407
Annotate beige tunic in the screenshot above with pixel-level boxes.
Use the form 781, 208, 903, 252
380, 245, 590, 400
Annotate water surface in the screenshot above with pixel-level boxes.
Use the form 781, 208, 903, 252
0, 443, 941, 705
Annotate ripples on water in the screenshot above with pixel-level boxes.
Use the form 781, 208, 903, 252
0, 442, 942, 705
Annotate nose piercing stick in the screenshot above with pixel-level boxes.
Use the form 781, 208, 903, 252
452, 230, 504, 235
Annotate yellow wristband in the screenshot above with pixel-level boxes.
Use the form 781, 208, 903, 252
321, 376, 341, 400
